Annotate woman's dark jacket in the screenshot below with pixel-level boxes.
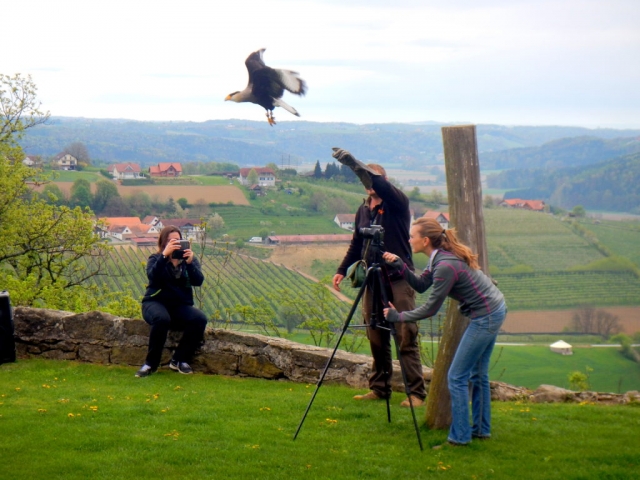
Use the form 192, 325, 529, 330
142, 253, 205, 307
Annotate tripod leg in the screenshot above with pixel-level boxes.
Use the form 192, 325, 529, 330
391, 329, 424, 451
293, 270, 370, 440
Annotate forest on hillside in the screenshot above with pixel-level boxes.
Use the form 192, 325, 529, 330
20, 117, 640, 168
488, 152, 640, 213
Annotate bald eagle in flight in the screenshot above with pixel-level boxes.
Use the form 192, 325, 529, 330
225, 49, 307, 126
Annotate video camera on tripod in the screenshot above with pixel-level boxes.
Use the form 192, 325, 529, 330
359, 224, 384, 247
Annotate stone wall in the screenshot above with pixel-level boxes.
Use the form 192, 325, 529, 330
11, 307, 640, 404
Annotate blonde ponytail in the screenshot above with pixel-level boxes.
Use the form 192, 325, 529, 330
413, 217, 479, 269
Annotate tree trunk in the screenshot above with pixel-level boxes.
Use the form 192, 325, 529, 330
425, 125, 489, 429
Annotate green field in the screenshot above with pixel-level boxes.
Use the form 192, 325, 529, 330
1, 360, 639, 480
210, 204, 346, 238
490, 345, 640, 393
580, 218, 640, 266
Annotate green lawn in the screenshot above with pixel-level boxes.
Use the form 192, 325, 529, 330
1, 360, 639, 479
490, 345, 640, 393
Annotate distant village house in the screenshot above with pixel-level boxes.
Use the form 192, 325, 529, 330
265, 234, 352, 245
422, 211, 450, 229
22, 155, 40, 167
500, 198, 546, 212
149, 162, 182, 178
96, 216, 159, 243
334, 214, 356, 231
110, 162, 143, 180
160, 218, 205, 242
239, 167, 276, 187
54, 153, 78, 170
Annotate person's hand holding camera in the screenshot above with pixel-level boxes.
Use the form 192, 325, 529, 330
163, 239, 192, 263
162, 238, 181, 258
182, 246, 194, 264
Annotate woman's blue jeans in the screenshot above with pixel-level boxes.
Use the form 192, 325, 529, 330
447, 302, 506, 444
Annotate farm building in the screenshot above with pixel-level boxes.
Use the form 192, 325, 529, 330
500, 198, 546, 212
334, 214, 356, 231
550, 340, 573, 355
266, 234, 352, 245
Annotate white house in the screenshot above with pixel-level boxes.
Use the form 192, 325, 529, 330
22, 155, 39, 167
550, 340, 573, 355
422, 211, 450, 229
238, 167, 276, 187
334, 214, 356, 231
110, 162, 143, 180
53, 153, 78, 170
160, 218, 205, 242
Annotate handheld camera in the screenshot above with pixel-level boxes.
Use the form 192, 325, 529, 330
171, 239, 191, 259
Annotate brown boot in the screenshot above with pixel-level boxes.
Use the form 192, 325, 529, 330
353, 391, 382, 401
400, 395, 425, 407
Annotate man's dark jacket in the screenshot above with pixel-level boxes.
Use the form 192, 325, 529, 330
337, 174, 414, 282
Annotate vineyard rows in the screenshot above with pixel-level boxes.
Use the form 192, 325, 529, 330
90, 243, 640, 329
90, 246, 352, 324
493, 270, 640, 310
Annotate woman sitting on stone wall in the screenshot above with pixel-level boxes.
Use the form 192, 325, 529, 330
136, 226, 207, 377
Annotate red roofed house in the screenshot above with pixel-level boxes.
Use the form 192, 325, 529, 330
110, 162, 143, 180
500, 199, 546, 211
422, 211, 450, 229
334, 214, 356, 231
239, 167, 275, 187
96, 217, 159, 241
149, 163, 182, 178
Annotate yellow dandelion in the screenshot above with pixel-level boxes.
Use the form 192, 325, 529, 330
42, 384, 51, 389
325, 418, 338, 424
68, 413, 75, 418
15, 388, 20, 391
38, 409, 47, 413
259, 407, 271, 411
59, 398, 69, 403
174, 386, 183, 391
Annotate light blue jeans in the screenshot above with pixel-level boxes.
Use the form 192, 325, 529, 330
447, 302, 507, 445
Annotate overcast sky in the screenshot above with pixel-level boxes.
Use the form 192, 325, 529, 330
5, 0, 639, 128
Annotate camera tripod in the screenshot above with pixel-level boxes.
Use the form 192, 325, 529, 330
293, 259, 424, 450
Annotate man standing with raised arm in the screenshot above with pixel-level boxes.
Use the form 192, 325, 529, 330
331, 148, 426, 407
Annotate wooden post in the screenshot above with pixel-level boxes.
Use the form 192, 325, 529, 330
425, 125, 489, 429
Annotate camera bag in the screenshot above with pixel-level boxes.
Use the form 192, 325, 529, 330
346, 239, 372, 288
0, 291, 16, 364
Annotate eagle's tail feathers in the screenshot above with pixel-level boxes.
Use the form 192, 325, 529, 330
273, 98, 300, 117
